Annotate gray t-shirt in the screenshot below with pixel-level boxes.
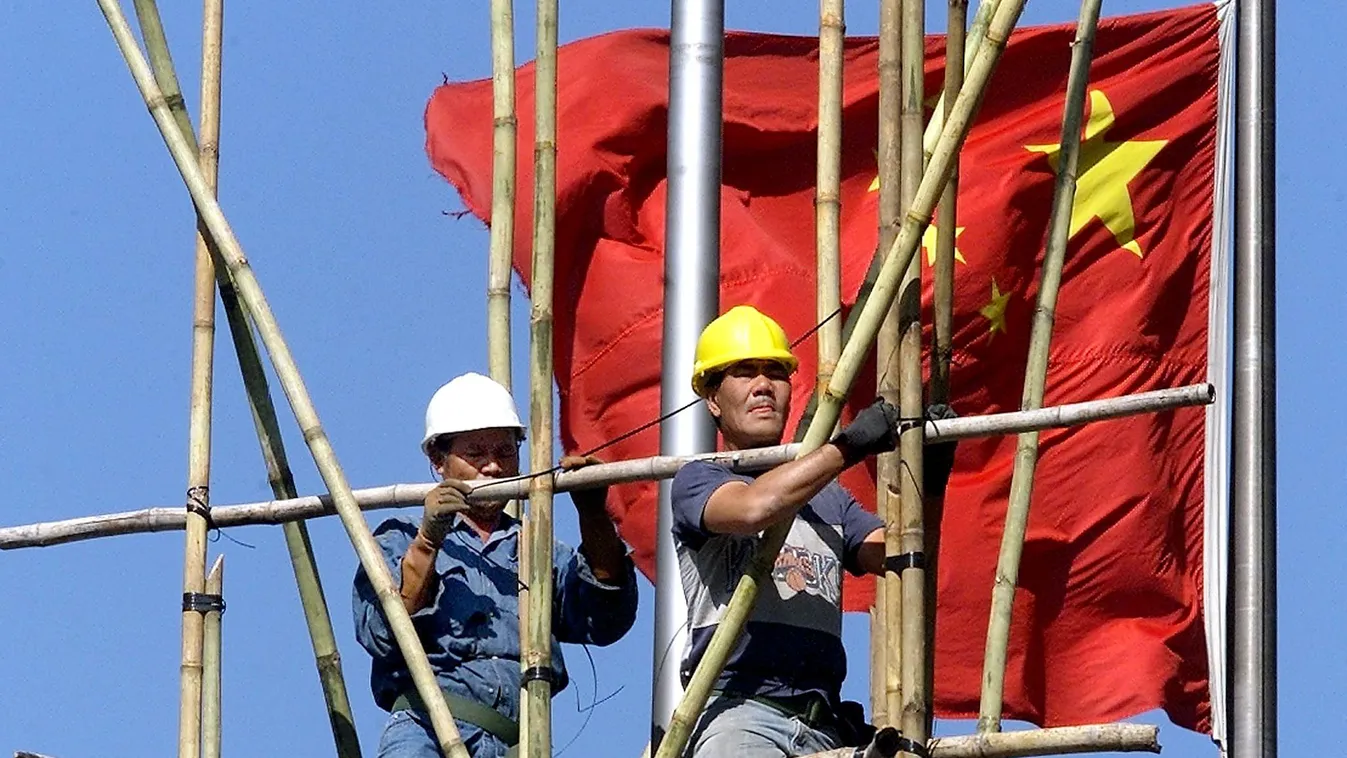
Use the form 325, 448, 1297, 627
671, 460, 883, 702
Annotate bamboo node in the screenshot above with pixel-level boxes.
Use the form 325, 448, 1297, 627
493, 115, 518, 128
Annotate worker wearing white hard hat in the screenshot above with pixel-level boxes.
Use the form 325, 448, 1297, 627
353, 372, 638, 758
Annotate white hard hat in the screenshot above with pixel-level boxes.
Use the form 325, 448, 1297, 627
421, 372, 526, 454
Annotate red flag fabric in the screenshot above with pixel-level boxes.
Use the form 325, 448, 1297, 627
426, 4, 1219, 733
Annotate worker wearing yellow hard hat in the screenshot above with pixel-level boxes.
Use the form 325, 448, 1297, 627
671, 305, 958, 758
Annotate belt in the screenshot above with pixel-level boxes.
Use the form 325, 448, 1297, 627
718, 690, 835, 730
391, 688, 520, 747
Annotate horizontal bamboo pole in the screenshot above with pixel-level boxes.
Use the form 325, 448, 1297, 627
94, 2, 467, 755
795, 723, 1160, 758
0, 382, 1212, 542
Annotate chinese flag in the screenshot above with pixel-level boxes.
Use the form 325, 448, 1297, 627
427, 4, 1220, 734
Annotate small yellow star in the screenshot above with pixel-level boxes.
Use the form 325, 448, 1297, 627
1025, 89, 1168, 258
979, 278, 1011, 339
922, 223, 967, 266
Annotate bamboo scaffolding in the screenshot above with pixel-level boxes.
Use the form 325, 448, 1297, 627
897, 0, 928, 749
94, 3, 468, 756
0, 384, 1212, 548
202, 556, 224, 758
927, 0, 966, 739
127, 3, 362, 754
977, 0, 1102, 733
795, 723, 1161, 758
797, 0, 1027, 456
520, 0, 558, 755
816, 0, 844, 404
922, 0, 1001, 160
874, 0, 902, 729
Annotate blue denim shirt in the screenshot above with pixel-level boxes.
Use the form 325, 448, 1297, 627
352, 512, 638, 722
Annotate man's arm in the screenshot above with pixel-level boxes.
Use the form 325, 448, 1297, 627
704, 399, 902, 536
702, 443, 850, 535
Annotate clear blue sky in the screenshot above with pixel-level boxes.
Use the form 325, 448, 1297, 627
0, 1, 1336, 756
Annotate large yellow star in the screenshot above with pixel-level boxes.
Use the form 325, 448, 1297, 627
1024, 89, 1167, 258
867, 175, 968, 266
979, 278, 1011, 339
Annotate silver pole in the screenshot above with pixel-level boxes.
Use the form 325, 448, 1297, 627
1231, 1, 1276, 757
652, 0, 724, 748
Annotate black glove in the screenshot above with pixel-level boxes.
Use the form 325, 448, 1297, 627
923, 403, 958, 498
831, 398, 901, 465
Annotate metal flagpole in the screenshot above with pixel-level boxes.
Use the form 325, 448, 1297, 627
652, 0, 724, 748
1231, 0, 1276, 757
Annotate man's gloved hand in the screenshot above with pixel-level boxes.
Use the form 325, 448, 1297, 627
419, 479, 472, 544
831, 398, 901, 465
923, 403, 958, 498
559, 454, 608, 510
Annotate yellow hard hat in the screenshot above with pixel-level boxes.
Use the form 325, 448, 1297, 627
691, 305, 799, 397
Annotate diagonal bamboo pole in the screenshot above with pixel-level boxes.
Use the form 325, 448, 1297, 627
0, 384, 1214, 549
128, 4, 361, 754
875, 0, 902, 729
923, 0, 1001, 160
521, 1, 558, 756
976, 0, 1103, 734
657, 6, 1027, 757
897, 0, 928, 749
202, 556, 224, 758
94, 3, 467, 756
816, 0, 844, 412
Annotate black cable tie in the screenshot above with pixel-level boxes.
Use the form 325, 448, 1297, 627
182, 592, 226, 614
521, 666, 558, 688
186, 486, 217, 530
883, 551, 927, 574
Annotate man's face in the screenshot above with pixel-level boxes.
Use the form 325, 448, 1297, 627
706, 359, 793, 450
439, 427, 522, 481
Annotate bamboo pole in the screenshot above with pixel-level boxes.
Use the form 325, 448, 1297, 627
488, 0, 517, 393
874, 0, 902, 729
795, 723, 1161, 758
897, 0, 928, 749
94, 4, 469, 756
488, 0, 521, 529
0, 385, 1212, 549
521, 0, 558, 755
922, 0, 1001, 160
976, 0, 1103, 734
932, 0, 966, 405
163, 0, 224, 743
657, 6, 1028, 754
927, 0, 966, 739
816, 0, 844, 405
202, 556, 224, 758
128, 3, 362, 754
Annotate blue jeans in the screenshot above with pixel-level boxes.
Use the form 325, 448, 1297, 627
687, 695, 844, 758
376, 709, 511, 758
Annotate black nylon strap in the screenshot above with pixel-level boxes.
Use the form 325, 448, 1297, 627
883, 551, 927, 574
520, 666, 557, 687
182, 592, 226, 614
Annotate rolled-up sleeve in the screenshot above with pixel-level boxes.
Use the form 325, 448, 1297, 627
352, 518, 438, 660
551, 542, 638, 647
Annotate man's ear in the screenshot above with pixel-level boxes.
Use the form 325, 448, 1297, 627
704, 393, 722, 422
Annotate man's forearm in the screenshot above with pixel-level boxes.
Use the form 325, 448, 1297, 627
398, 533, 440, 614
576, 505, 628, 584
